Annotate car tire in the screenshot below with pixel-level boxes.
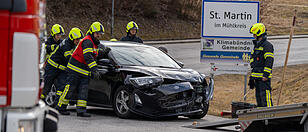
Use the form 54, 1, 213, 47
113, 85, 134, 119
187, 102, 209, 119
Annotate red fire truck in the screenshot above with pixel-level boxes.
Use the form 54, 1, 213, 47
0, 0, 58, 131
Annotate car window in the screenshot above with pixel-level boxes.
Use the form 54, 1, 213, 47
110, 46, 181, 68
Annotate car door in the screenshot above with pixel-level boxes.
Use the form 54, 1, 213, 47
87, 58, 116, 107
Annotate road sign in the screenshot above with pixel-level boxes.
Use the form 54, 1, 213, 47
210, 63, 250, 75
200, 0, 260, 100
201, 0, 259, 39
200, 38, 254, 64
200, 0, 259, 65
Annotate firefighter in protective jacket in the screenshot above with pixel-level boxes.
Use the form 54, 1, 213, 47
41, 28, 83, 106
248, 23, 274, 107
45, 24, 65, 60
120, 21, 143, 43
56, 22, 111, 117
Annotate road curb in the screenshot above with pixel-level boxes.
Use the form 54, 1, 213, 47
144, 35, 308, 45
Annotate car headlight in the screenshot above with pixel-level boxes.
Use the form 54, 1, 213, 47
200, 73, 206, 79
19, 119, 37, 132
200, 74, 208, 86
129, 76, 163, 88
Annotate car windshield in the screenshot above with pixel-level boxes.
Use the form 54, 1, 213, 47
110, 45, 181, 68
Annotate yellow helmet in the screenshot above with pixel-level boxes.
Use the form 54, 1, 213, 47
126, 21, 139, 32
69, 28, 84, 41
51, 24, 65, 36
88, 21, 104, 34
109, 38, 118, 42
250, 23, 266, 37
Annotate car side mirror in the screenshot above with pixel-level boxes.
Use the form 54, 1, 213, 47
177, 61, 184, 68
98, 59, 111, 66
97, 59, 115, 73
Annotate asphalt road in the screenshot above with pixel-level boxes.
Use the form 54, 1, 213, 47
58, 38, 308, 132
58, 107, 237, 132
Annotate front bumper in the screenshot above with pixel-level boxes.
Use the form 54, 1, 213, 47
127, 82, 207, 118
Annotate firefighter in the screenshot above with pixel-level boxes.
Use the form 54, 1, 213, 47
45, 24, 65, 60
248, 23, 274, 107
40, 28, 84, 106
120, 21, 143, 43
56, 22, 111, 117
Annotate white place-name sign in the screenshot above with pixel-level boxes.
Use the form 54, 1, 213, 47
202, 0, 259, 39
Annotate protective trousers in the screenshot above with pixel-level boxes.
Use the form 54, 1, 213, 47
255, 80, 273, 107
56, 72, 89, 113
54, 80, 67, 107
41, 63, 67, 100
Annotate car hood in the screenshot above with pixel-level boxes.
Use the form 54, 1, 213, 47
119, 66, 203, 83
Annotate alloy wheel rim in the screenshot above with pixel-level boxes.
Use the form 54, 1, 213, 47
116, 90, 130, 114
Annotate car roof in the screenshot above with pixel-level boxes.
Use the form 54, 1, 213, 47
99, 41, 151, 48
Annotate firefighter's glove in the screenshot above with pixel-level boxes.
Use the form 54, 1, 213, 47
248, 77, 255, 89
91, 70, 101, 80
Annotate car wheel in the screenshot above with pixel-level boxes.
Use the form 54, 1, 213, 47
187, 102, 209, 119
45, 84, 57, 107
113, 86, 134, 118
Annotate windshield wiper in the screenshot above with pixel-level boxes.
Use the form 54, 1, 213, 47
156, 66, 177, 69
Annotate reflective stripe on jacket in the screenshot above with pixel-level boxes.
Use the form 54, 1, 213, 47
48, 38, 76, 70
68, 35, 100, 77
250, 38, 274, 79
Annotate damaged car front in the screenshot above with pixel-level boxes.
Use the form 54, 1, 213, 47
122, 71, 214, 119
105, 43, 214, 119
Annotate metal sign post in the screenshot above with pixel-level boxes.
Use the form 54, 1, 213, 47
111, 0, 115, 38
243, 63, 249, 101
244, 74, 247, 101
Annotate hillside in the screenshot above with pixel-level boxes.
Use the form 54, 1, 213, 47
46, 0, 202, 40
47, 0, 308, 40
